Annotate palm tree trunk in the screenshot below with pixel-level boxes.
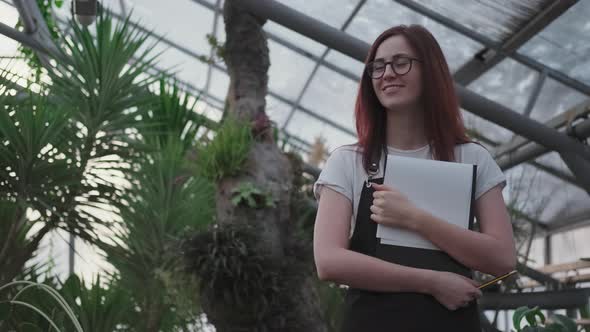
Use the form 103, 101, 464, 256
199, 1, 328, 331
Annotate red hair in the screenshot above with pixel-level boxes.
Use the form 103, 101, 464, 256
355, 25, 470, 172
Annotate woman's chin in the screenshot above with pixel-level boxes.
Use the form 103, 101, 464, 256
383, 100, 421, 112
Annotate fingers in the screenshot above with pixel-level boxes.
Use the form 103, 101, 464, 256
458, 275, 481, 288
371, 183, 393, 191
448, 299, 474, 311
369, 204, 383, 215
370, 213, 384, 223
372, 197, 385, 207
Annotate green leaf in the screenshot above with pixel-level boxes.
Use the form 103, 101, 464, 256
550, 314, 577, 332
0, 301, 11, 322
522, 327, 543, 332
514, 306, 532, 331
525, 307, 545, 327
231, 195, 242, 206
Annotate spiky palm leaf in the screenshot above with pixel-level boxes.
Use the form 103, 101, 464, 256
0, 274, 133, 332
42, 10, 163, 239
100, 81, 214, 332
0, 67, 80, 284
0, 8, 162, 288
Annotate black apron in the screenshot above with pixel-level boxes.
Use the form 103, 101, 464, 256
340, 155, 481, 332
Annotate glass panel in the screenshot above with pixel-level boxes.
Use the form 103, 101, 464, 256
199, 104, 223, 123
535, 152, 573, 177
528, 78, 587, 123
266, 95, 291, 128
324, 49, 364, 80
503, 164, 551, 221
207, 67, 229, 102
285, 110, 356, 155
264, 21, 328, 57
299, 66, 358, 132
527, 237, 546, 268
462, 110, 513, 143
518, 0, 590, 86
345, 0, 483, 73
0, 2, 28, 76
413, 0, 549, 42
150, 43, 209, 91
505, 163, 588, 224
468, 58, 539, 114
551, 227, 590, 264
267, 39, 317, 100
120, 0, 215, 55
0, 1, 19, 31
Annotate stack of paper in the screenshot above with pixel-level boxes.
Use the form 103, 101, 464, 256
376, 155, 476, 251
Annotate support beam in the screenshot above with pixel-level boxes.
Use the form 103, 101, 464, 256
529, 160, 578, 187
522, 69, 547, 117
496, 117, 590, 169
237, 0, 368, 62
202, 0, 222, 105
459, 88, 590, 162
517, 262, 562, 290
281, 0, 365, 132
12, 0, 60, 66
0, 21, 53, 58
393, 0, 590, 97
453, 0, 577, 85
546, 207, 590, 235
494, 100, 590, 159
469, 128, 581, 190
479, 288, 590, 310
100, 7, 357, 140
560, 152, 590, 195
238, 0, 590, 163
189, 0, 361, 82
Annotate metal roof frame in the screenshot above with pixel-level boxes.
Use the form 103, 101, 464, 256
2, 0, 589, 236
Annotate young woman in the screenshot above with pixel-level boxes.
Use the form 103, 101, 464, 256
313, 25, 516, 331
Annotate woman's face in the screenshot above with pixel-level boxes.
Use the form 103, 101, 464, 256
370, 35, 423, 112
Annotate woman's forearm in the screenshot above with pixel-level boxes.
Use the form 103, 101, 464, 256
315, 247, 435, 293
412, 211, 515, 276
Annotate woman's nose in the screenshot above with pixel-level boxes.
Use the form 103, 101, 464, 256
382, 63, 397, 79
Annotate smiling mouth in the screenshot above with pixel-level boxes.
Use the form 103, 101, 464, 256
382, 84, 405, 91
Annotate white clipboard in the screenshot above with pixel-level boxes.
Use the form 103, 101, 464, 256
376, 155, 476, 251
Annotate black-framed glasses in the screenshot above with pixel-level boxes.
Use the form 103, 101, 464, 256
366, 55, 422, 79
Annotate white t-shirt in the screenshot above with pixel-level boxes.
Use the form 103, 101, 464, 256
313, 143, 506, 237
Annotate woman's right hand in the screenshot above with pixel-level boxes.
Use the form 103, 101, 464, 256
429, 271, 482, 311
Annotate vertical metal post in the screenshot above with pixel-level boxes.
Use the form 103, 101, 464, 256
68, 233, 75, 276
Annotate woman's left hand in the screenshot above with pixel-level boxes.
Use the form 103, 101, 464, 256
370, 183, 421, 231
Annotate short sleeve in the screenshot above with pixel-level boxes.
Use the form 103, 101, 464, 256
472, 145, 506, 200
313, 147, 354, 203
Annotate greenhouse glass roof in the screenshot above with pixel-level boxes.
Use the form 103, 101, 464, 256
1, 0, 590, 263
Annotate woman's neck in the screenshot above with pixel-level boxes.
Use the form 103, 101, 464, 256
385, 106, 428, 150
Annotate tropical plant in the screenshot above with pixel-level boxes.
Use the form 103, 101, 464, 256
0, 75, 78, 286
513, 306, 578, 332
2, 8, 219, 331
15, 0, 64, 81
183, 1, 328, 331
0, 277, 84, 331
98, 80, 215, 332
231, 181, 276, 208
195, 115, 253, 181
